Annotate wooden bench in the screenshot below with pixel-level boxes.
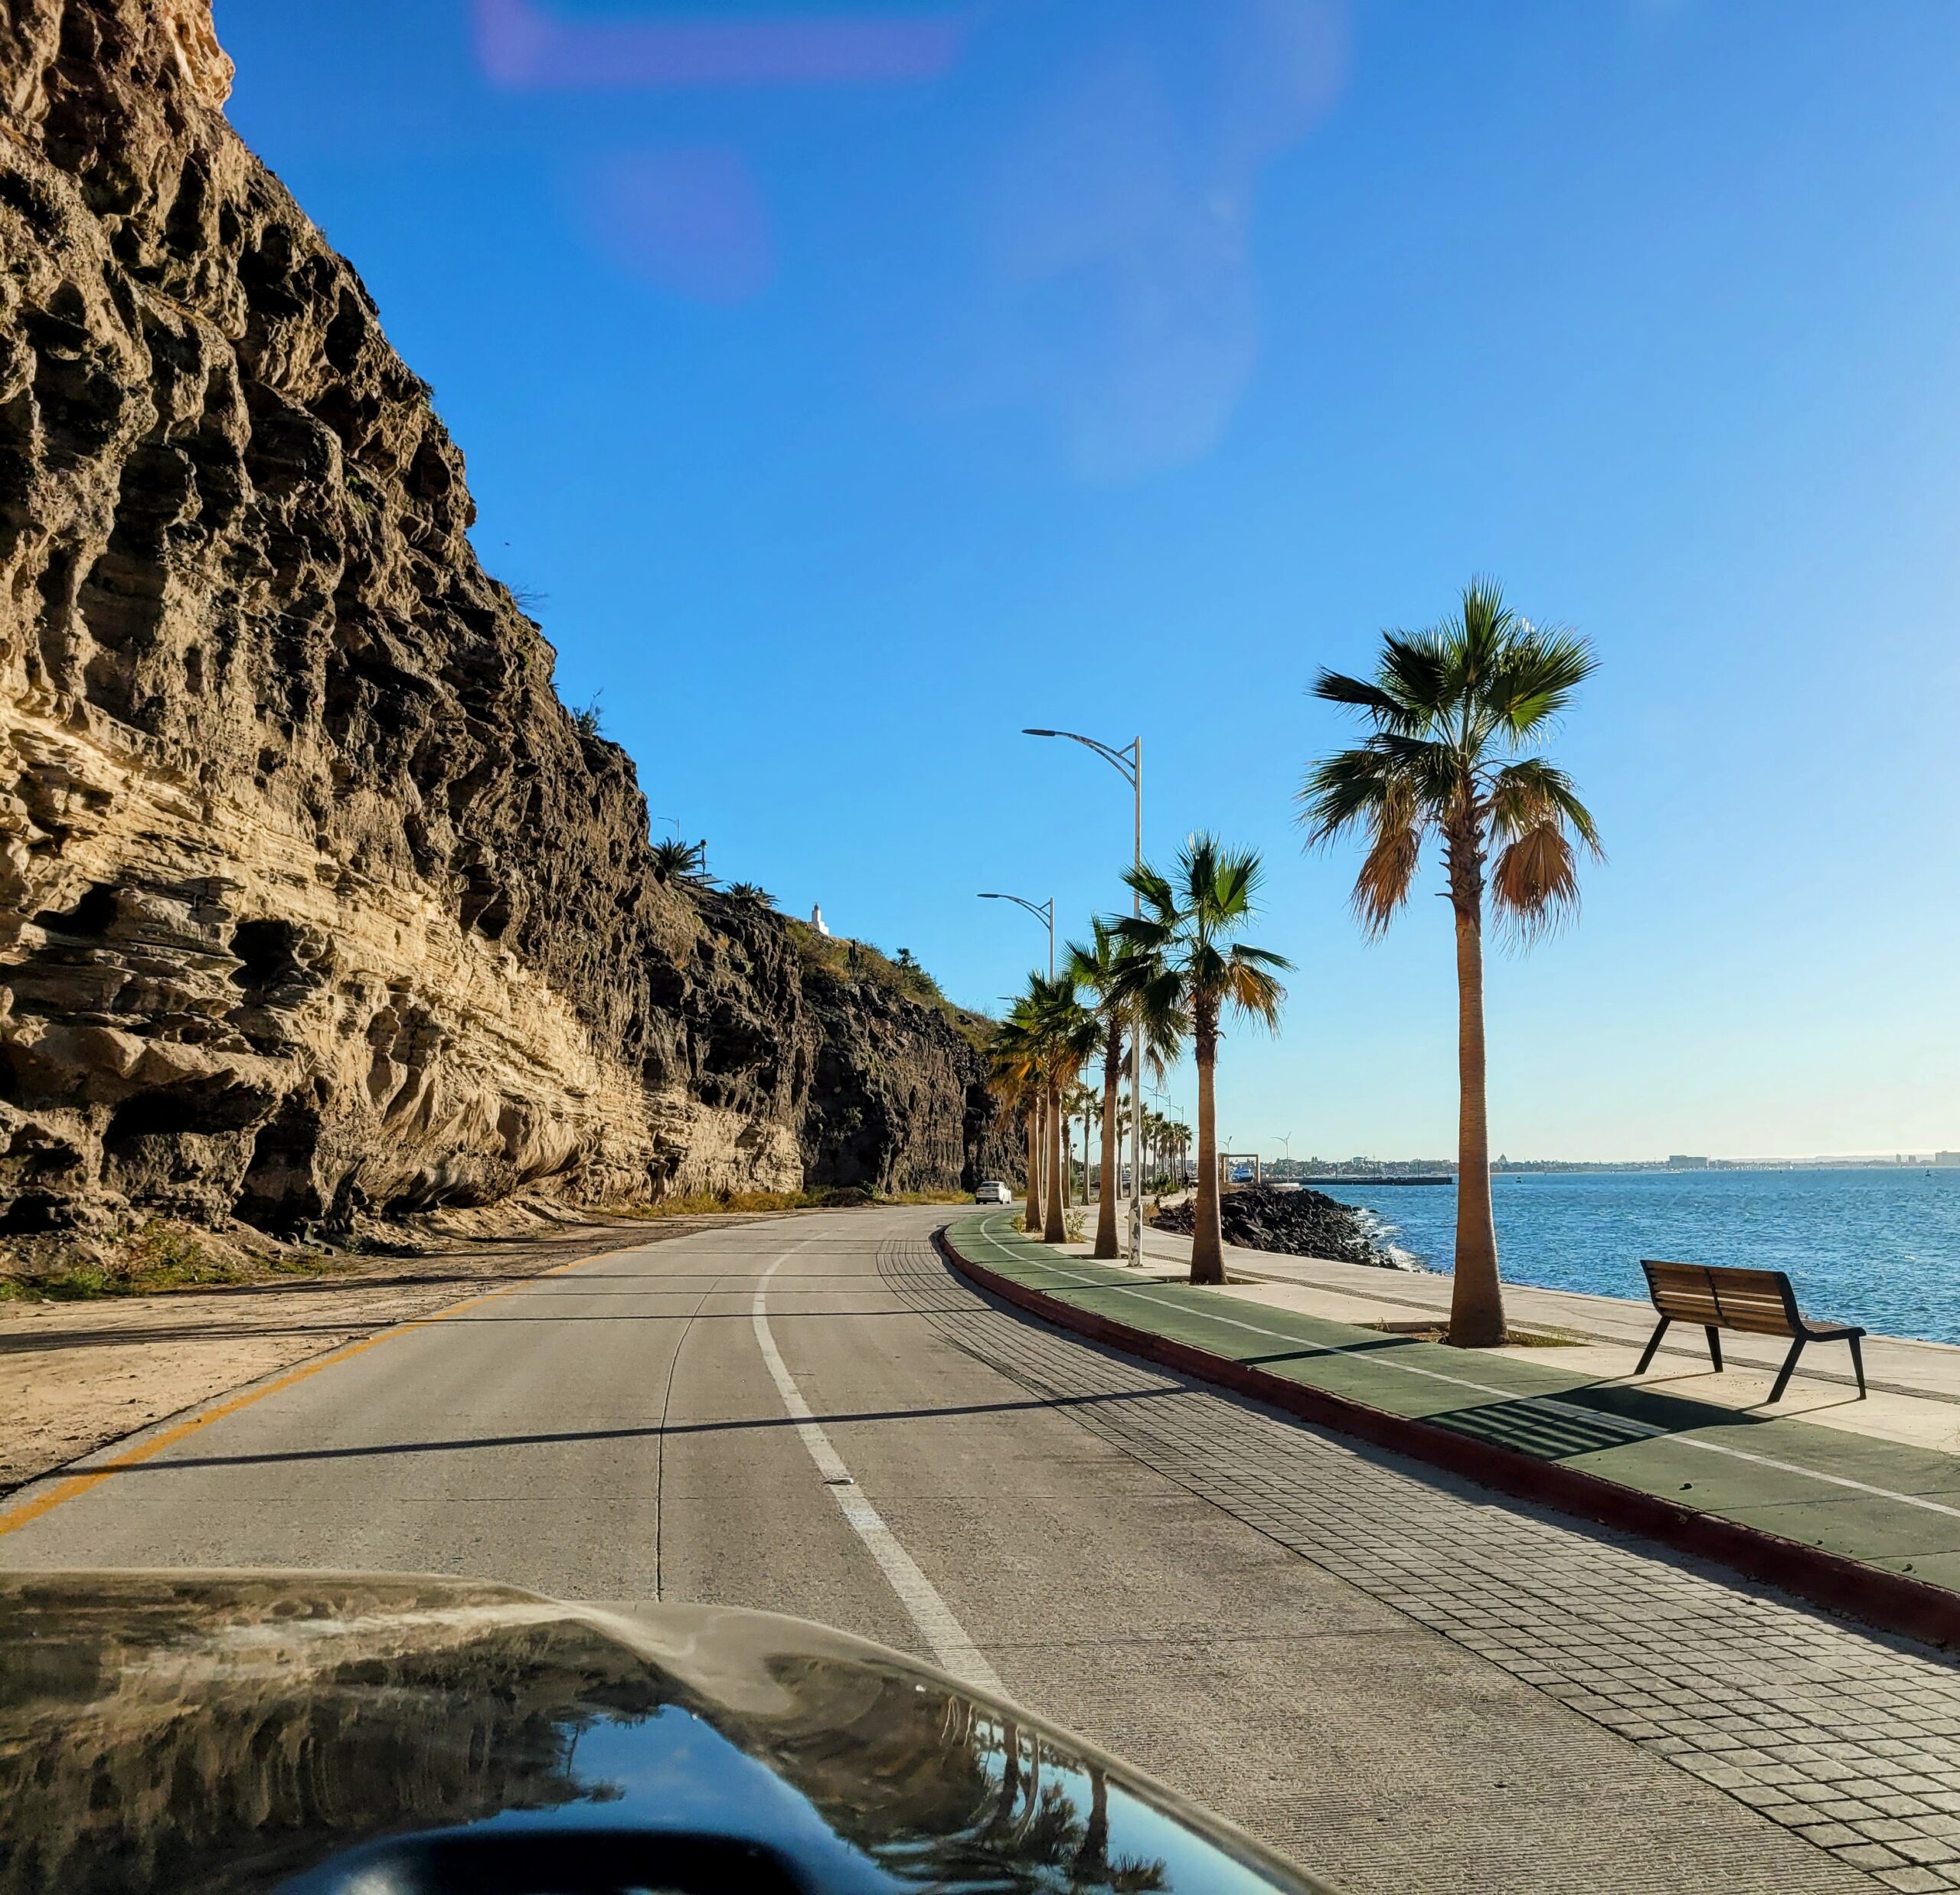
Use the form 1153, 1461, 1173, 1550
1635, 1261, 1866, 1403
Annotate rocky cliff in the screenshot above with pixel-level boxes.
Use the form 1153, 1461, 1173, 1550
0, 0, 1011, 1237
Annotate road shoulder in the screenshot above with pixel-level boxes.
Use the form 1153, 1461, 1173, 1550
0, 1215, 756, 1495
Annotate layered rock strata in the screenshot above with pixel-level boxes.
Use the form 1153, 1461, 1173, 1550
0, 0, 1009, 1234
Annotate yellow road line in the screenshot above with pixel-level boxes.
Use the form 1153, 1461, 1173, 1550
0, 1246, 616, 1541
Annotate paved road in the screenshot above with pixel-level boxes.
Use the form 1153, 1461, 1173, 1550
5, 1207, 1957, 1894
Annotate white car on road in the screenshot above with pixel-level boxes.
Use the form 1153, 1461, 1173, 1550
973, 1180, 1012, 1204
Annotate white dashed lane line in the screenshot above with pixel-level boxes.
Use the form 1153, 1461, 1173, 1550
752, 1243, 1004, 1696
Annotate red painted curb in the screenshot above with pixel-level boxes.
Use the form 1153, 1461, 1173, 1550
936, 1228, 1960, 1653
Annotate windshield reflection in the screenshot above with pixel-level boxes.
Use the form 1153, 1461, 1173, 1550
0, 1572, 1315, 1893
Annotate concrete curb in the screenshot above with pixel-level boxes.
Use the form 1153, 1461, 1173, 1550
935, 1225, 1960, 1654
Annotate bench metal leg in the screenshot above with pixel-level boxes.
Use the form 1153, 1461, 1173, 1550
1634, 1316, 1670, 1375
1704, 1326, 1723, 1373
1768, 1335, 1805, 1403
1847, 1334, 1867, 1400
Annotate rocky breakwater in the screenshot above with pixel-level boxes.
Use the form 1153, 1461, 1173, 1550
0, 0, 1013, 1240
1154, 1185, 1391, 1268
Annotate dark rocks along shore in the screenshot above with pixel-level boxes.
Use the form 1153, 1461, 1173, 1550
1153, 1185, 1392, 1268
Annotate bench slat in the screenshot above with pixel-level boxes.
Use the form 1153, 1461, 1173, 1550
1642, 1260, 1798, 1338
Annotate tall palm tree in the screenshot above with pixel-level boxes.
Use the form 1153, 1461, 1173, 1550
1024, 972, 1099, 1243
1068, 921, 1183, 1260
988, 996, 1047, 1233
1060, 1078, 1096, 1207
1299, 577, 1602, 1347
1116, 835, 1290, 1286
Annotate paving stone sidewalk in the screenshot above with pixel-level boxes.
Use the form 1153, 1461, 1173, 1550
949, 1214, 1960, 1599
889, 1229, 1960, 1893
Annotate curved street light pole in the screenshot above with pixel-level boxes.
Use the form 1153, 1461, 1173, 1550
1024, 727, 1144, 1267
977, 892, 1054, 978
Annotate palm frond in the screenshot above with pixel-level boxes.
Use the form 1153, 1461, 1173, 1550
1377, 630, 1455, 724
1297, 746, 1400, 845
1490, 820, 1583, 941
1369, 733, 1461, 806
1121, 862, 1177, 925
1312, 667, 1411, 729
1228, 943, 1292, 971
1455, 574, 1514, 676
1204, 843, 1261, 920
1486, 757, 1604, 855
1352, 795, 1423, 936
1221, 958, 1286, 1029
1488, 625, 1598, 737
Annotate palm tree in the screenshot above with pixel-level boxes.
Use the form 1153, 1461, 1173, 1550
988, 997, 1047, 1233
1025, 972, 1099, 1243
1148, 1109, 1176, 1193
1116, 835, 1290, 1286
1068, 921, 1183, 1260
1069, 921, 1135, 1261
1060, 1078, 1096, 1207
1299, 577, 1601, 1347
650, 836, 712, 886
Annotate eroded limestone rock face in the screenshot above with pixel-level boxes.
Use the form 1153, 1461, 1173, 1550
0, 0, 1011, 1234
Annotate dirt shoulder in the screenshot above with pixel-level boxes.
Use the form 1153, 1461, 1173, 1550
0, 1214, 760, 1495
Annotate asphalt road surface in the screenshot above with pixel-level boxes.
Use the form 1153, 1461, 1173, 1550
6, 1206, 1955, 1895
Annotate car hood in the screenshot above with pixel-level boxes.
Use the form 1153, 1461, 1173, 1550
0, 1568, 1330, 1894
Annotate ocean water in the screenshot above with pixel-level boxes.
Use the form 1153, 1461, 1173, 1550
1316, 1168, 1960, 1346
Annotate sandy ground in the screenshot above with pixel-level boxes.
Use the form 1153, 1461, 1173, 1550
0, 1214, 758, 1494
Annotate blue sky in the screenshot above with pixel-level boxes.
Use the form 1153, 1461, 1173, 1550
220, 0, 1960, 1162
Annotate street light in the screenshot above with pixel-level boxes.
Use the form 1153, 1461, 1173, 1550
977, 892, 1054, 977
1024, 727, 1144, 1268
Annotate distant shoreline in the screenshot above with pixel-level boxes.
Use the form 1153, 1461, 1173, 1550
1289, 1163, 1959, 1184
1300, 1175, 1452, 1187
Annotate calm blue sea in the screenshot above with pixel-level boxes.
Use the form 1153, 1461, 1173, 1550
1317, 1168, 1960, 1346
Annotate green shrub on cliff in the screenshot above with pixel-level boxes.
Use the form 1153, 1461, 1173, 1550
784, 921, 994, 1050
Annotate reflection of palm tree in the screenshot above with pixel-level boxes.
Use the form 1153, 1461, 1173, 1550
1074, 1766, 1110, 1880
0, 1579, 673, 1895
975, 1726, 1167, 1892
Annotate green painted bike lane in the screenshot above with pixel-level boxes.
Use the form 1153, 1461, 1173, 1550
946, 1212, 1960, 1603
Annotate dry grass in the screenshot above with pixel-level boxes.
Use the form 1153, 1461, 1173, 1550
1, 1183, 972, 1302
0, 1220, 359, 1303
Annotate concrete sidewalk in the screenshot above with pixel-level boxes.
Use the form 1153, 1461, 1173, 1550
949, 1212, 1960, 1636
1140, 1222, 1960, 1452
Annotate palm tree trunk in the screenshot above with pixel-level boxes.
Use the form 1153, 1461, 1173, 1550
1060, 1109, 1072, 1211
1023, 1100, 1041, 1233
1191, 1005, 1224, 1284
1043, 1079, 1067, 1243
1449, 893, 1505, 1344
1094, 1031, 1121, 1259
